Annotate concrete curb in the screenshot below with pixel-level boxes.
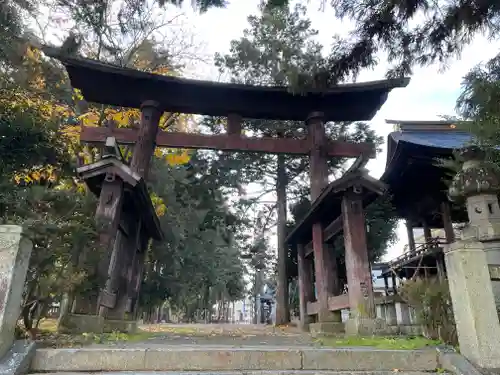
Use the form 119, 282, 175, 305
31, 347, 439, 372
436, 347, 484, 375
29, 372, 446, 375
0, 340, 36, 375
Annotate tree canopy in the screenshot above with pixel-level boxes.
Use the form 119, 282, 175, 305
264, 0, 499, 84
457, 55, 500, 153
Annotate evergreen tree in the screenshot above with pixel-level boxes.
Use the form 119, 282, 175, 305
206, 3, 397, 324
265, 0, 500, 83
457, 55, 500, 154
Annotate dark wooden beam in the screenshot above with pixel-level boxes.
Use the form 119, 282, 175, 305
80, 126, 375, 157
324, 216, 343, 242
227, 113, 242, 135
305, 216, 343, 256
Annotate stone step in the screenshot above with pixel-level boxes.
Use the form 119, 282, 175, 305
31, 347, 440, 372
30, 372, 445, 375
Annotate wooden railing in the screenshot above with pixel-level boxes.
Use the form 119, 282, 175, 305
387, 238, 444, 268
306, 293, 403, 316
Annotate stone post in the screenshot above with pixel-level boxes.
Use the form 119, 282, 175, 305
396, 302, 411, 325
376, 305, 385, 320
385, 303, 397, 325
0, 226, 32, 359
446, 146, 500, 368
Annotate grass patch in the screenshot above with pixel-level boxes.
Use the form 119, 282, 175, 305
29, 319, 158, 348
83, 330, 157, 344
35, 329, 159, 348
317, 336, 441, 350
37, 319, 58, 332
142, 325, 200, 335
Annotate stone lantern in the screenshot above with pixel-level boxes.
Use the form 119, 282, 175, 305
445, 145, 500, 369
448, 146, 500, 241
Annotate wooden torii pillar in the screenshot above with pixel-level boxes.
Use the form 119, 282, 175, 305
341, 185, 376, 320
125, 101, 162, 318
307, 112, 342, 323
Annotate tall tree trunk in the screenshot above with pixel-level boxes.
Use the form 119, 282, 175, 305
275, 154, 290, 325
253, 271, 259, 324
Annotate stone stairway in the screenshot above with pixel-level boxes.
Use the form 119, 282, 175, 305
28, 346, 449, 374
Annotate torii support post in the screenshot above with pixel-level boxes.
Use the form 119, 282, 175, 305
423, 221, 432, 243
406, 220, 416, 253
307, 112, 342, 324
81, 124, 127, 316
130, 101, 162, 179
297, 244, 314, 331
127, 101, 161, 317
98, 101, 161, 318
342, 187, 375, 321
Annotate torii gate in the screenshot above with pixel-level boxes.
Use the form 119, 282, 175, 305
50, 52, 409, 326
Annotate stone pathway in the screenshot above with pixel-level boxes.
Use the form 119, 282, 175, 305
93, 323, 316, 348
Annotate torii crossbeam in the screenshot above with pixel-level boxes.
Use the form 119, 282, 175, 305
79, 125, 375, 157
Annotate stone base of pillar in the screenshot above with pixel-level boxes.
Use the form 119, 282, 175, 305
317, 309, 342, 324
104, 318, 137, 333
72, 295, 98, 315
385, 304, 397, 325
309, 322, 345, 337
299, 315, 313, 332
398, 325, 423, 336
376, 305, 385, 320
345, 317, 394, 336
57, 313, 137, 334
445, 240, 500, 369
395, 302, 411, 325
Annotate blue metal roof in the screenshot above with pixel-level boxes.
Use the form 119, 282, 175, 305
389, 130, 473, 150
383, 129, 475, 179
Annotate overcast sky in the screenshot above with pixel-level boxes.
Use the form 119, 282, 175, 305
174, 0, 499, 260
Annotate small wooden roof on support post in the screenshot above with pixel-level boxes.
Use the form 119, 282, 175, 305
76, 146, 164, 241
285, 167, 387, 252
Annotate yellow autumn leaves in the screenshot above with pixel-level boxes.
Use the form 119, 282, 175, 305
151, 192, 167, 217
155, 148, 191, 166
13, 166, 58, 186
7, 45, 193, 218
